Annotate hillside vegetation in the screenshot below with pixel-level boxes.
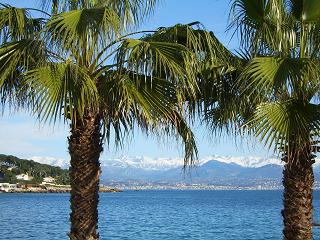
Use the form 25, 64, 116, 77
0, 154, 69, 185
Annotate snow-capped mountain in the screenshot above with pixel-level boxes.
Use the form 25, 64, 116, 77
28, 156, 69, 169
28, 155, 320, 186
98, 157, 320, 186
29, 154, 320, 172
101, 155, 284, 171
102, 156, 187, 171
99, 157, 285, 182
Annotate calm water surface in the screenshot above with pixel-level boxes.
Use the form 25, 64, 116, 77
1, 190, 320, 240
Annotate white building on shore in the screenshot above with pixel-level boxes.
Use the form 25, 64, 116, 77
0, 183, 18, 192
41, 176, 56, 185
16, 173, 33, 181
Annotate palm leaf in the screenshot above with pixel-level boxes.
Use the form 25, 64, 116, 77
0, 39, 48, 108
229, 0, 295, 54
24, 62, 98, 124
143, 24, 239, 70
240, 56, 320, 100
143, 23, 210, 54
116, 38, 199, 100
98, 71, 197, 165
46, 7, 120, 48
0, 4, 44, 42
302, 0, 320, 22
246, 99, 320, 153
41, 0, 158, 27
0, 40, 47, 81
103, 0, 158, 27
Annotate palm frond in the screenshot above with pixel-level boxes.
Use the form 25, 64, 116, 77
98, 70, 197, 165
203, 79, 258, 138
0, 40, 47, 82
0, 4, 44, 43
288, 0, 303, 20
167, 111, 198, 167
99, 71, 177, 139
239, 56, 320, 100
116, 38, 199, 101
0, 39, 47, 108
229, 0, 270, 50
41, 0, 159, 27
302, 0, 320, 22
143, 24, 239, 69
46, 7, 120, 49
103, 0, 159, 28
143, 23, 210, 55
24, 62, 98, 124
245, 99, 320, 153
229, 0, 295, 54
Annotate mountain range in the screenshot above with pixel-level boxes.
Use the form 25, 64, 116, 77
27, 155, 320, 188
99, 156, 320, 187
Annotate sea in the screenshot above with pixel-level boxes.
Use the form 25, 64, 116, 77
1, 190, 320, 240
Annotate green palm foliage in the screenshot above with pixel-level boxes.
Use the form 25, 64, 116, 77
0, 1, 212, 239
203, 0, 320, 239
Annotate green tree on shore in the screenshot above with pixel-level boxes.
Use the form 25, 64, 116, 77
203, 1, 320, 239
0, 1, 210, 239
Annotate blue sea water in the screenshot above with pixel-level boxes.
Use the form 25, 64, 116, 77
1, 190, 320, 240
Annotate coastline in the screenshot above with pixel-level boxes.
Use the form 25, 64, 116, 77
0, 185, 123, 193
3, 184, 320, 192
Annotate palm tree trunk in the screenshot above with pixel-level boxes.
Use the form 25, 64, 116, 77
282, 148, 314, 240
68, 112, 103, 240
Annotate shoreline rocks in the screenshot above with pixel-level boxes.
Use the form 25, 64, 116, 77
0, 186, 123, 193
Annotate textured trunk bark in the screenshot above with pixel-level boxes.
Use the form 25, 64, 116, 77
68, 112, 103, 240
282, 147, 314, 240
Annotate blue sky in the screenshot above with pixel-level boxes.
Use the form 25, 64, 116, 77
0, 0, 272, 162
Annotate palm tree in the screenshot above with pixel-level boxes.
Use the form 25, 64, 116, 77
0, 1, 209, 239
203, 0, 320, 239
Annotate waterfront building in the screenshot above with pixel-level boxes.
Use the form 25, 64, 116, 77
0, 183, 18, 192
16, 173, 33, 181
41, 176, 56, 185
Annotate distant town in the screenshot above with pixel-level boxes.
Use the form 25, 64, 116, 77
103, 180, 320, 191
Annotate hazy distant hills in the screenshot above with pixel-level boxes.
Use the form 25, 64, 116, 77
100, 160, 282, 182
99, 157, 320, 186
8, 154, 320, 187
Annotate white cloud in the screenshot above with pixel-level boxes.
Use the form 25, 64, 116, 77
0, 113, 68, 158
